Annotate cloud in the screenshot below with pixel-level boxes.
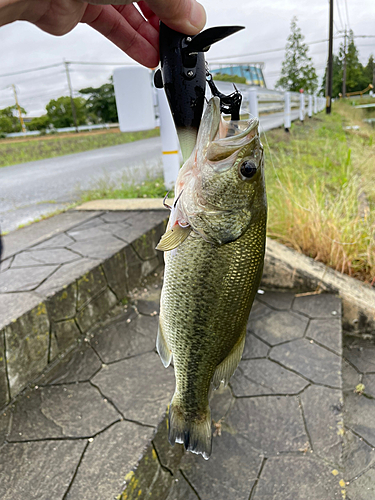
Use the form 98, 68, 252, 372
0, 0, 373, 115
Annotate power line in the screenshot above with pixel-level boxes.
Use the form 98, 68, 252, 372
0, 63, 62, 79
208, 36, 344, 62
0, 60, 134, 79
344, 0, 351, 30
2, 34, 371, 80
68, 61, 133, 66
5, 70, 66, 86
335, 0, 345, 30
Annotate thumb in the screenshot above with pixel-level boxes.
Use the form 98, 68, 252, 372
144, 0, 206, 35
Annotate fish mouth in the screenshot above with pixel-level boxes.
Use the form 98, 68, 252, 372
205, 100, 259, 166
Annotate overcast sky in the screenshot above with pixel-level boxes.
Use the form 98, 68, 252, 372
0, 0, 374, 116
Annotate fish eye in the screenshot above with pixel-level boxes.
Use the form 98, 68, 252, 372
239, 160, 257, 179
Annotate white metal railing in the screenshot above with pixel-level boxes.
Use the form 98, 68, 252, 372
210, 81, 326, 129
4, 122, 120, 139
3, 85, 326, 139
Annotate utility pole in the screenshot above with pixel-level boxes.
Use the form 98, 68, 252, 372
342, 28, 347, 98
64, 60, 78, 132
326, 0, 334, 114
12, 84, 26, 133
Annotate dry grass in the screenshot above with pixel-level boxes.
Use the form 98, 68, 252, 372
264, 101, 375, 285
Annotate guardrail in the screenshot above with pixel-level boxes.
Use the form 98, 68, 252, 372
4, 122, 120, 139
3, 85, 326, 139
211, 81, 326, 130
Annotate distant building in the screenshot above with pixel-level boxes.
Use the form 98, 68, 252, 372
209, 63, 266, 88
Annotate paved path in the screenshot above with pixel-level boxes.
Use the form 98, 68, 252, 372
342, 333, 375, 499
0, 283, 348, 499
0, 205, 373, 499
0, 137, 162, 233
0, 111, 300, 234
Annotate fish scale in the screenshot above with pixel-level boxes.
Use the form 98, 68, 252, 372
156, 97, 267, 459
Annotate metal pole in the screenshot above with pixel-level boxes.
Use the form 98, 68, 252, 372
248, 88, 258, 118
284, 91, 291, 132
342, 28, 347, 98
326, 0, 334, 114
64, 60, 78, 132
12, 84, 26, 133
308, 95, 313, 118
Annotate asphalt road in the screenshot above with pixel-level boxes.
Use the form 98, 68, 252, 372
0, 137, 163, 233
0, 110, 300, 234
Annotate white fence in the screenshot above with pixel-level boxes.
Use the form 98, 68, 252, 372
211, 81, 326, 129
3, 83, 326, 139
4, 122, 119, 139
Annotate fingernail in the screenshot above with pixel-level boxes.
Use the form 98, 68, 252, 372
188, 1, 206, 31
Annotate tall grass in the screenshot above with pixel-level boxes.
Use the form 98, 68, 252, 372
264, 101, 375, 284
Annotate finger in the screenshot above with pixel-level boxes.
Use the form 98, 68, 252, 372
144, 0, 206, 35
114, 4, 158, 49
82, 4, 159, 67
137, 1, 159, 32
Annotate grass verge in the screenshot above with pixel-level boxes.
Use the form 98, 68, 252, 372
19, 101, 373, 285
264, 100, 375, 285
0, 128, 160, 168
79, 174, 168, 203
80, 102, 374, 284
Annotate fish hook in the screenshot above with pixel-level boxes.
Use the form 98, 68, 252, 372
163, 192, 172, 210
174, 189, 184, 208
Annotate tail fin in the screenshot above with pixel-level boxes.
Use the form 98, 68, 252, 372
168, 398, 212, 460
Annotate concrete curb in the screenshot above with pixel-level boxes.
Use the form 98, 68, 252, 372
262, 238, 375, 335
75, 199, 165, 211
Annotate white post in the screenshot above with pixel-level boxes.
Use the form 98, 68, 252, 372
248, 88, 258, 118
308, 95, 313, 118
299, 92, 305, 122
313, 95, 318, 114
157, 89, 180, 190
284, 91, 291, 132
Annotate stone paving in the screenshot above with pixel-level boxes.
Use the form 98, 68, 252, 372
1, 206, 374, 499
0, 283, 348, 499
0, 209, 167, 406
342, 333, 375, 499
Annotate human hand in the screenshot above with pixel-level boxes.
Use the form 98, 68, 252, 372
1, 0, 206, 68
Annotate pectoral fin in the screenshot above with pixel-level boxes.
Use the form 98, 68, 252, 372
156, 323, 172, 368
156, 224, 191, 252
211, 330, 246, 389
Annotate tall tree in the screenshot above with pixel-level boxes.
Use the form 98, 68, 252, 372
46, 96, 87, 128
321, 54, 342, 97
276, 17, 318, 93
364, 54, 374, 87
0, 105, 26, 133
342, 31, 367, 93
79, 78, 118, 123
320, 33, 370, 97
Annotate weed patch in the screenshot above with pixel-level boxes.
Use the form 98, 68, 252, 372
264, 100, 375, 284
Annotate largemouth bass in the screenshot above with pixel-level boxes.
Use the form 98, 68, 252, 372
156, 96, 267, 459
